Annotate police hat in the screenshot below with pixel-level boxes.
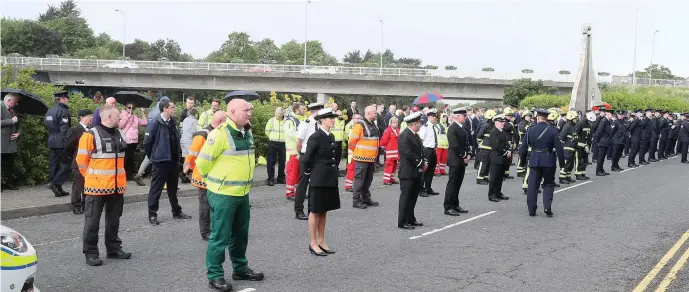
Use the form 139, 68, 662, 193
535, 109, 550, 118
314, 108, 339, 120
452, 107, 468, 115
426, 109, 438, 117
403, 111, 423, 123
53, 91, 69, 99
645, 108, 653, 112
616, 110, 625, 115
307, 102, 325, 110
492, 114, 506, 122
78, 109, 93, 118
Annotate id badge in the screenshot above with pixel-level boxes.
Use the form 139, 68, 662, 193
105, 142, 113, 152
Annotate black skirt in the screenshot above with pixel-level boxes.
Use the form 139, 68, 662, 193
308, 186, 341, 213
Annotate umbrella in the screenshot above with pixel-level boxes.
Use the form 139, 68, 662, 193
413, 92, 444, 105
113, 91, 154, 108
0, 88, 49, 116
224, 90, 260, 104
591, 102, 612, 111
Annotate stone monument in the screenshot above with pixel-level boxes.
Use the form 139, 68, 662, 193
569, 24, 603, 111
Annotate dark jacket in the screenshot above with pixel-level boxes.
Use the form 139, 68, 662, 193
398, 128, 426, 180
487, 127, 510, 165
144, 115, 180, 163
611, 119, 626, 145
519, 122, 565, 168
446, 122, 472, 167
628, 118, 641, 140
45, 102, 71, 149
659, 118, 671, 140
302, 129, 339, 188
678, 120, 689, 143
641, 117, 652, 140
595, 117, 612, 147
559, 122, 576, 149
62, 123, 89, 168
1, 102, 19, 154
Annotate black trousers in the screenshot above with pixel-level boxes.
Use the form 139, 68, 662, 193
50, 148, 70, 186
48, 148, 62, 182
294, 157, 310, 213
83, 194, 124, 256
488, 163, 505, 198
559, 150, 574, 178
681, 141, 689, 162
422, 147, 437, 192
628, 137, 640, 164
443, 165, 466, 211
198, 188, 210, 238
334, 141, 343, 167
398, 178, 420, 226
125, 144, 138, 179
624, 137, 631, 155
477, 149, 491, 181
353, 161, 375, 204
147, 161, 182, 217
527, 167, 556, 214
649, 136, 659, 159
611, 144, 624, 169
1, 153, 16, 185
266, 141, 286, 180
71, 168, 85, 208
658, 139, 668, 158
596, 146, 608, 173
639, 139, 650, 162
591, 143, 599, 162
666, 139, 677, 156
606, 143, 614, 159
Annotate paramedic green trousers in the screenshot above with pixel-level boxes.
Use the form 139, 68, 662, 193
206, 191, 250, 280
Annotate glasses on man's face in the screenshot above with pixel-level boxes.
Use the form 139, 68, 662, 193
127, 107, 133, 109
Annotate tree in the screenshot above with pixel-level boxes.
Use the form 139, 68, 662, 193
44, 16, 96, 54
207, 32, 258, 63
279, 40, 303, 64
396, 57, 422, 67
38, 0, 81, 22
423, 65, 438, 70
361, 50, 375, 63
503, 78, 557, 107
254, 38, 280, 63
558, 70, 571, 75
630, 64, 683, 80
1, 19, 64, 57
343, 50, 362, 64
125, 39, 151, 60
598, 72, 610, 77
521, 69, 534, 74
445, 65, 457, 70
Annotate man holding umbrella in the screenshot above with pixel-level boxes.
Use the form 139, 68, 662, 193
1, 92, 21, 190
45, 91, 71, 197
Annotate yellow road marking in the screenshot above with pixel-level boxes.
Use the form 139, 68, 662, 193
632, 230, 689, 292
655, 245, 689, 291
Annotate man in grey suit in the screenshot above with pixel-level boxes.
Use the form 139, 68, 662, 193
1, 93, 20, 190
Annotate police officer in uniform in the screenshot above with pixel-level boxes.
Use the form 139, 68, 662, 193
627, 110, 643, 167
503, 108, 516, 179
665, 114, 677, 157
486, 115, 510, 202
443, 108, 472, 216
639, 109, 653, 165
657, 111, 671, 160
45, 91, 71, 197
594, 108, 612, 176
294, 102, 325, 220
610, 111, 627, 171
418, 109, 440, 196
679, 113, 689, 163
520, 109, 565, 217
397, 112, 426, 230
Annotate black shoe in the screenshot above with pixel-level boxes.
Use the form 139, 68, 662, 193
149, 216, 160, 225
309, 246, 327, 256
411, 221, 423, 227
173, 212, 192, 219
554, 183, 561, 188
133, 175, 146, 186
640, 161, 649, 165
559, 179, 570, 184
567, 177, 576, 183
427, 190, 440, 196
365, 201, 379, 207
208, 278, 233, 292
529, 213, 536, 217
603, 171, 610, 176
344, 188, 353, 192
319, 245, 336, 254
106, 249, 132, 259
276, 178, 286, 184
73, 208, 84, 215
232, 269, 264, 281
596, 172, 606, 176
517, 172, 525, 178
497, 194, 510, 200
295, 212, 308, 220
544, 209, 554, 217
353, 202, 368, 209
201, 234, 209, 241
398, 224, 415, 230
286, 196, 295, 201
267, 178, 275, 186
523, 188, 528, 195
489, 196, 500, 202
504, 175, 515, 179
628, 163, 635, 168
85, 254, 103, 266
476, 180, 488, 185
419, 191, 429, 197
455, 206, 468, 213
383, 182, 393, 186
649, 158, 658, 162
57, 185, 69, 196
47, 184, 65, 197
444, 209, 461, 216
613, 167, 624, 172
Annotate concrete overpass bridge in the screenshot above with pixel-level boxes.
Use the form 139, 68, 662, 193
3, 57, 577, 101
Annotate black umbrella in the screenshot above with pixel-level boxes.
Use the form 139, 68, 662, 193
0, 88, 49, 116
113, 91, 154, 108
223, 90, 260, 104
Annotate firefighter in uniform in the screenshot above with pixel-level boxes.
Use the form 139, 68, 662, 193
45, 91, 71, 197
284, 103, 304, 200
443, 108, 472, 216
502, 108, 516, 179
264, 107, 286, 186
516, 111, 532, 179
349, 105, 381, 209
639, 109, 653, 165
196, 99, 264, 292
486, 114, 510, 202
665, 114, 677, 157
657, 111, 671, 160
679, 113, 689, 163
343, 113, 361, 191
434, 113, 449, 176
573, 112, 593, 180
558, 111, 578, 184
183, 111, 226, 241
476, 110, 496, 185
77, 105, 131, 266
610, 111, 627, 171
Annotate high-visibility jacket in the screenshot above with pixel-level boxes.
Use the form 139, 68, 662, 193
437, 123, 449, 149
196, 119, 256, 196
285, 116, 299, 157
345, 121, 356, 163
183, 126, 213, 189
196, 109, 214, 130
265, 117, 286, 142
380, 126, 399, 160
348, 119, 380, 163
76, 125, 127, 195
332, 118, 346, 142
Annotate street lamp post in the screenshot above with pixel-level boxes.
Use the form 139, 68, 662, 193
649, 29, 659, 84
303, 1, 311, 69
115, 9, 126, 58
632, 9, 638, 87
379, 20, 384, 76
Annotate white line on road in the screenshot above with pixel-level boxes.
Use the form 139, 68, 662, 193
237, 289, 256, 292
554, 181, 592, 193
621, 165, 644, 173
409, 211, 497, 240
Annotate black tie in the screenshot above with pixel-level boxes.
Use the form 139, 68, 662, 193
432, 124, 438, 146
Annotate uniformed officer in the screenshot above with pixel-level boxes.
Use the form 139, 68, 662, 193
665, 114, 677, 157
502, 108, 516, 179
264, 107, 286, 186
594, 108, 613, 176
590, 109, 601, 163
397, 112, 426, 230
443, 108, 472, 216
648, 110, 661, 162
558, 111, 577, 184
516, 111, 532, 178
45, 91, 71, 197
610, 111, 627, 171
657, 111, 671, 160
627, 110, 643, 167
679, 113, 689, 163
475, 110, 496, 184
294, 102, 325, 219
573, 111, 593, 180
486, 115, 510, 202
519, 109, 565, 217
639, 109, 653, 165
418, 109, 440, 196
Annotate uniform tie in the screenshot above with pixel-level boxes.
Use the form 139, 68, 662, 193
432, 124, 438, 147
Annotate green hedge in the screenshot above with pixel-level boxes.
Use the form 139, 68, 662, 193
520, 94, 570, 109
520, 87, 689, 112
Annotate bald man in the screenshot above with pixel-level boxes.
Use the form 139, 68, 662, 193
348, 105, 381, 209
93, 97, 117, 126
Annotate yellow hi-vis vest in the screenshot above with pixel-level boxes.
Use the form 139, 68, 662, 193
196, 120, 256, 196
437, 123, 449, 149
345, 121, 356, 163
285, 117, 299, 156
265, 117, 286, 142
332, 118, 345, 142
196, 109, 214, 131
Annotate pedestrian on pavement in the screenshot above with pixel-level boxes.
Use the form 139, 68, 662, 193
144, 99, 192, 225
418, 109, 440, 197
397, 112, 426, 230
293, 102, 324, 220
610, 111, 627, 172
64, 109, 93, 214
486, 114, 510, 202
132, 96, 171, 186
443, 108, 472, 216
349, 105, 381, 209
119, 102, 148, 179
302, 108, 341, 256
594, 108, 613, 176
343, 113, 361, 191
76, 105, 131, 266
520, 109, 565, 217
196, 98, 264, 292
284, 103, 304, 200
1, 92, 20, 190
380, 116, 400, 185
264, 107, 286, 186
45, 91, 71, 197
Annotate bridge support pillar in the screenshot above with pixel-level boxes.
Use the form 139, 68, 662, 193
316, 93, 331, 104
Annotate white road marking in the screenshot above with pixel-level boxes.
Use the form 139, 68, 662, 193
621, 165, 644, 173
554, 181, 592, 193
409, 211, 497, 240
237, 289, 256, 292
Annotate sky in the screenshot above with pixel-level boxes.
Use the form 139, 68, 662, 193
3, 0, 688, 79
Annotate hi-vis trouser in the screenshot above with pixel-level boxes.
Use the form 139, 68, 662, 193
517, 142, 526, 177
476, 145, 492, 182
559, 146, 576, 180
521, 147, 532, 190
574, 141, 588, 176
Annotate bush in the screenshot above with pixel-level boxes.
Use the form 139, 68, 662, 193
520, 94, 570, 109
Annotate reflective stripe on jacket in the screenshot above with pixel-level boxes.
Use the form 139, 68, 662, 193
265, 117, 286, 142
76, 126, 127, 195
184, 127, 211, 189
348, 120, 380, 163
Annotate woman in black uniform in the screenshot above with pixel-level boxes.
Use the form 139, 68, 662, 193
303, 108, 341, 256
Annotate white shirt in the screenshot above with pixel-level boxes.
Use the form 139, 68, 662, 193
297, 117, 318, 153
418, 122, 438, 148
